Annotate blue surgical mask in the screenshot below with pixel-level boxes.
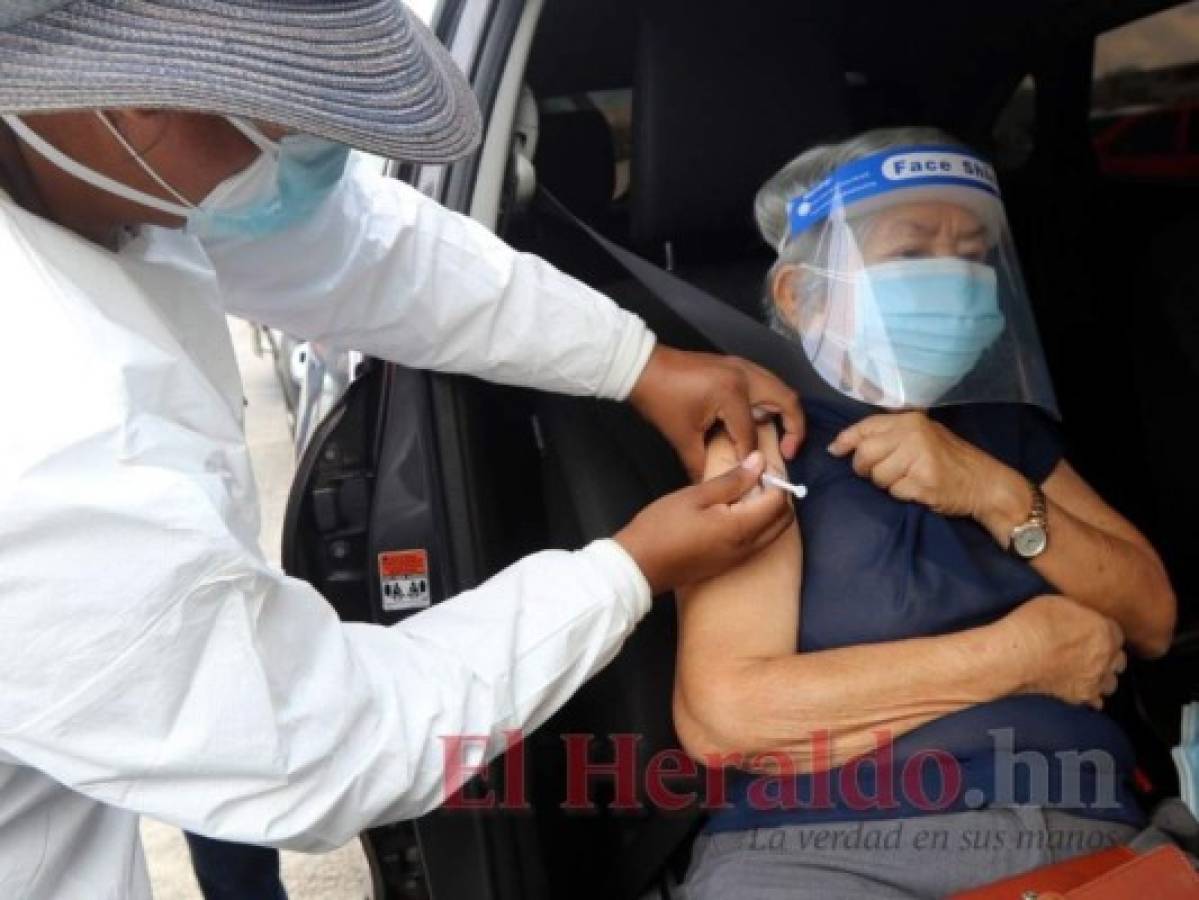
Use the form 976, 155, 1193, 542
848, 257, 1007, 407
187, 122, 351, 242
0, 112, 349, 242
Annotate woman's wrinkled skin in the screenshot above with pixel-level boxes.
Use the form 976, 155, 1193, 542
772, 202, 988, 329
770, 201, 989, 402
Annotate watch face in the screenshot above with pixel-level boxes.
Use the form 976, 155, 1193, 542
1013, 524, 1048, 558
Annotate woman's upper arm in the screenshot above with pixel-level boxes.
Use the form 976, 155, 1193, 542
676, 425, 803, 705
1043, 459, 1159, 555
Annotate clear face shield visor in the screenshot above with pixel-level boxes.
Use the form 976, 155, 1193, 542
780, 145, 1058, 418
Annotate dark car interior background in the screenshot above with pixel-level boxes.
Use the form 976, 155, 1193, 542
284, 1, 1199, 897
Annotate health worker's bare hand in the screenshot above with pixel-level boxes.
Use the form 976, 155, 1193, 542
615, 451, 794, 595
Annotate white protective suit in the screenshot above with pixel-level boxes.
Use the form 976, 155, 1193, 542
0, 156, 656, 899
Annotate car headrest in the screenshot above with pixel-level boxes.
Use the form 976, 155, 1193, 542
535, 107, 617, 224
630, 0, 850, 252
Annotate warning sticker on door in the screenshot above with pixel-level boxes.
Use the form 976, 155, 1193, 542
378, 549, 431, 612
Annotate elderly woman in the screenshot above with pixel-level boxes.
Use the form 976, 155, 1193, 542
674, 128, 1177, 899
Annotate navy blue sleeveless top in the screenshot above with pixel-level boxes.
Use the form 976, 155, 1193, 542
704, 400, 1144, 832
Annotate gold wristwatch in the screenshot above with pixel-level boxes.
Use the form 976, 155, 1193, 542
1008, 480, 1049, 560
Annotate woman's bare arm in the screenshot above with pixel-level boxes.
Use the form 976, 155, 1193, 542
674, 428, 1126, 775
674, 558, 1036, 774
978, 459, 1176, 659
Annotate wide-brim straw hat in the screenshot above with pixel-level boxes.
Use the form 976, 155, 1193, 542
0, 0, 482, 163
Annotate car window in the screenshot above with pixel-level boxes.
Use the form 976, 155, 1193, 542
1092, 2, 1199, 137
588, 89, 633, 199
540, 88, 633, 200
1108, 110, 1180, 155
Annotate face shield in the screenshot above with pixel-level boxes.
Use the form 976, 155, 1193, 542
781, 145, 1058, 418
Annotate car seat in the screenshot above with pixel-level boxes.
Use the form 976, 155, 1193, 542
517, 3, 851, 896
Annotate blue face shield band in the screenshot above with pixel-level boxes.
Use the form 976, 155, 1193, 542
785, 145, 1003, 245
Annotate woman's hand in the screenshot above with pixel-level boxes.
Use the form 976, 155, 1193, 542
995, 595, 1127, 709
828, 411, 1018, 527
615, 450, 794, 595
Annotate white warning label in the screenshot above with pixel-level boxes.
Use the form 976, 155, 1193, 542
378, 549, 431, 612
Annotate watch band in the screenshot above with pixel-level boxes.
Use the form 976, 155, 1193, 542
1027, 481, 1047, 528
1008, 480, 1049, 559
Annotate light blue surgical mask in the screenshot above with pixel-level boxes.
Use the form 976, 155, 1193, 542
186, 119, 351, 242
848, 257, 1007, 407
1, 112, 350, 242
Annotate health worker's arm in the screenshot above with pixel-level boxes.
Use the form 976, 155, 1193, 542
144, 156, 806, 477
1, 450, 649, 852
204, 154, 655, 402
673, 430, 1125, 775
0, 212, 652, 851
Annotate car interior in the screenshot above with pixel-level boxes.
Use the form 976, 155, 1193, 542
285, 0, 1199, 896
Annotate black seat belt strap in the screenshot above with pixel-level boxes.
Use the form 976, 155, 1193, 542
536, 188, 870, 417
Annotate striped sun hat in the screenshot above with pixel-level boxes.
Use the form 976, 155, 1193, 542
0, 0, 482, 163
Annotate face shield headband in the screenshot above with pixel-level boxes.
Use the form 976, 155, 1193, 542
783, 144, 1004, 250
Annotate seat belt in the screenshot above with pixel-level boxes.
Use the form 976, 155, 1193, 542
536, 188, 873, 419
536, 191, 860, 893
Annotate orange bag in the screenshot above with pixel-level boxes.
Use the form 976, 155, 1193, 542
950, 844, 1198, 899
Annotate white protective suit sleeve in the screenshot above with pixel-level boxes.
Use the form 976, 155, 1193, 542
198, 155, 658, 402
0, 195, 652, 852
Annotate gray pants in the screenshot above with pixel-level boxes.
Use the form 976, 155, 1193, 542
683, 807, 1138, 899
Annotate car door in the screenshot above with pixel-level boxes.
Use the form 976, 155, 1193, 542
282, 0, 555, 897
